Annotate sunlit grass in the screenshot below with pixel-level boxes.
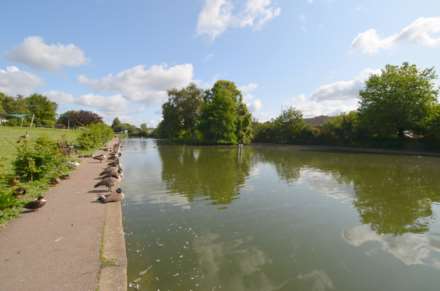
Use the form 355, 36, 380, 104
0, 126, 82, 225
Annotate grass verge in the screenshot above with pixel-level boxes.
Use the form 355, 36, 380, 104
0, 126, 107, 225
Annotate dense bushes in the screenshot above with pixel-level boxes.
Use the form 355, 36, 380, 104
77, 123, 114, 150
1, 126, 113, 222
319, 112, 362, 145
254, 108, 318, 144
425, 105, 440, 147
14, 136, 70, 181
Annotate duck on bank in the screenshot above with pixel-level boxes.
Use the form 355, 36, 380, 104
94, 139, 125, 203
97, 187, 125, 203
23, 196, 47, 211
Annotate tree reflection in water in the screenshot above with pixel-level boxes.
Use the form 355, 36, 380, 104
254, 145, 440, 236
158, 143, 253, 206
158, 142, 440, 235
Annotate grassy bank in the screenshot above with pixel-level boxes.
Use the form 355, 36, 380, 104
0, 126, 109, 225
0, 127, 81, 172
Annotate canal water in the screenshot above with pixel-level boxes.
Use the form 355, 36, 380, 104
122, 138, 440, 291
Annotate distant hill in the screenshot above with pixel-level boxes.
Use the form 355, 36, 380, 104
304, 115, 330, 126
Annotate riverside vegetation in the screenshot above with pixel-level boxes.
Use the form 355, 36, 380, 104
1, 62, 440, 223
0, 124, 113, 224
153, 63, 440, 150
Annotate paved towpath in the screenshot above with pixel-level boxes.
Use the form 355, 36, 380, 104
0, 155, 110, 291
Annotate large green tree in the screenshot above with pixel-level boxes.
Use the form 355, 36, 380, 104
56, 110, 103, 128
236, 99, 253, 144
25, 94, 57, 127
158, 83, 204, 140
1, 94, 29, 118
200, 80, 251, 144
359, 63, 438, 138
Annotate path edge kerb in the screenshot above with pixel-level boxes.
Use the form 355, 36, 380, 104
98, 201, 127, 291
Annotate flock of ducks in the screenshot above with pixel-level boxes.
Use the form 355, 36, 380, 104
93, 140, 125, 203
23, 139, 125, 211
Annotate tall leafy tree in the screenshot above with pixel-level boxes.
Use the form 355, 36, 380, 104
25, 94, 57, 127
236, 99, 253, 144
359, 63, 438, 138
158, 83, 204, 140
2, 94, 28, 114
169, 83, 204, 140
200, 80, 241, 144
0, 94, 29, 125
158, 97, 183, 139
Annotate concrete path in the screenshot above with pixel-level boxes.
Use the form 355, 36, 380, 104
0, 157, 110, 291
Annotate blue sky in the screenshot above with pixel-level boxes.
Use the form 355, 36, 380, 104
1, 0, 440, 126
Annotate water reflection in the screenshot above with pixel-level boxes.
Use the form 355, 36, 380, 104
343, 224, 440, 268
297, 270, 335, 291
157, 142, 440, 235
124, 140, 440, 290
158, 143, 253, 205
255, 146, 440, 235
193, 233, 277, 291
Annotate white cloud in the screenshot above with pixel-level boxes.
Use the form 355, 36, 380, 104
239, 0, 281, 29
197, 0, 234, 40
42, 90, 128, 114
78, 64, 194, 103
352, 17, 440, 54
287, 69, 380, 117
77, 94, 128, 113
288, 95, 357, 117
44, 90, 75, 104
197, 0, 280, 39
0, 66, 42, 96
7, 36, 87, 70
239, 82, 263, 113
251, 99, 263, 112
311, 69, 379, 102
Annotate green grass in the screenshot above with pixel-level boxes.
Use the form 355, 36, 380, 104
0, 126, 83, 225
0, 126, 81, 172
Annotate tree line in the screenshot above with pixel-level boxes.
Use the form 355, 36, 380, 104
0, 93, 148, 136
154, 62, 440, 150
254, 63, 440, 149
0, 93, 102, 128
0, 93, 57, 127
1, 62, 440, 149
